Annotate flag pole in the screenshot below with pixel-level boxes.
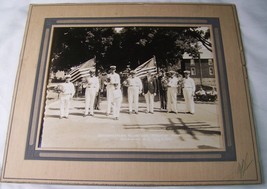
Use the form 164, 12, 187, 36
94, 55, 97, 75
153, 55, 159, 74
153, 55, 161, 103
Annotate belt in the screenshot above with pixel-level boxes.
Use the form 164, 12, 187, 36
87, 87, 96, 88
129, 85, 138, 87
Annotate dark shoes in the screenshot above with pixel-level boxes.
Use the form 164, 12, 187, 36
186, 112, 194, 115
60, 116, 68, 119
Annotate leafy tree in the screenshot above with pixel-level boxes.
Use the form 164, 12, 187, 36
50, 27, 115, 72
49, 26, 211, 72
119, 27, 211, 69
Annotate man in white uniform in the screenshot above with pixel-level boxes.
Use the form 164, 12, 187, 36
167, 71, 179, 114
84, 70, 99, 117
57, 75, 75, 119
112, 83, 122, 120
106, 66, 121, 116
124, 70, 143, 114
182, 70, 196, 114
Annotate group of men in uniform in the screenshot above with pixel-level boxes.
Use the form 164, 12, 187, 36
57, 65, 196, 120
57, 66, 122, 120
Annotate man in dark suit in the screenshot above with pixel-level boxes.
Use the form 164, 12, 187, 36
142, 70, 157, 114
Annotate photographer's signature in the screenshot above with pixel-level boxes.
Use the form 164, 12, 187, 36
237, 153, 253, 178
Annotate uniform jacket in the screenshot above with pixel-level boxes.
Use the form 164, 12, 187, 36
143, 76, 157, 94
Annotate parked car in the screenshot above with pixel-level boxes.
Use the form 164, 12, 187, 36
195, 85, 217, 102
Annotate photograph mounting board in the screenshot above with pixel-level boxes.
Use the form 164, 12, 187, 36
0, 3, 261, 186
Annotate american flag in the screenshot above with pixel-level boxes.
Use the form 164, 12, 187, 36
135, 56, 157, 78
69, 57, 96, 82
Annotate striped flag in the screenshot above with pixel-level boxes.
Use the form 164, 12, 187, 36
69, 57, 96, 82
135, 56, 157, 78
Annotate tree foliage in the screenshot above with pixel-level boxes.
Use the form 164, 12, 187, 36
49, 26, 211, 72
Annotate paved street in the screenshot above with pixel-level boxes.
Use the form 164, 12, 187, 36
41, 95, 223, 151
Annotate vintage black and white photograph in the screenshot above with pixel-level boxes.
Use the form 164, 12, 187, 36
39, 26, 223, 151
1, 3, 262, 185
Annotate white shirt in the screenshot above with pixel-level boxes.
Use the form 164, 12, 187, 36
167, 77, 179, 88
207, 90, 217, 95
196, 89, 206, 95
127, 77, 143, 91
107, 73, 121, 85
183, 77, 195, 92
86, 76, 100, 91
61, 82, 75, 97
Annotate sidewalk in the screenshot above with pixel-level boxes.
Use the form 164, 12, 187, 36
41, 96, 223, 150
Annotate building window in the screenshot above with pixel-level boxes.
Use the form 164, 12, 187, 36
191, 67, 196, 75
190, 59, 195, 66
209, 67, 214, 75
208, 59, 213, 65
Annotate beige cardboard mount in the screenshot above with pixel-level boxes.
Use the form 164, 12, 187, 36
1, 3, 261, 186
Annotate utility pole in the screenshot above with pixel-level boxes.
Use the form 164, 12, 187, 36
198, 52, 203, 86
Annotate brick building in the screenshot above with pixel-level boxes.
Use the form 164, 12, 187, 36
182, 48, 216, 87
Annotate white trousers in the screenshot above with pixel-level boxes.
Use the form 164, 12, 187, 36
85, 88, 97, 115
128, 86, 139, 112
183, 88, 195, 113
113, 97, 122, 118
144, 91, 155, 112
106, 85, 115, 114
167, 87, 177, 113
60, 94, 71, 117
